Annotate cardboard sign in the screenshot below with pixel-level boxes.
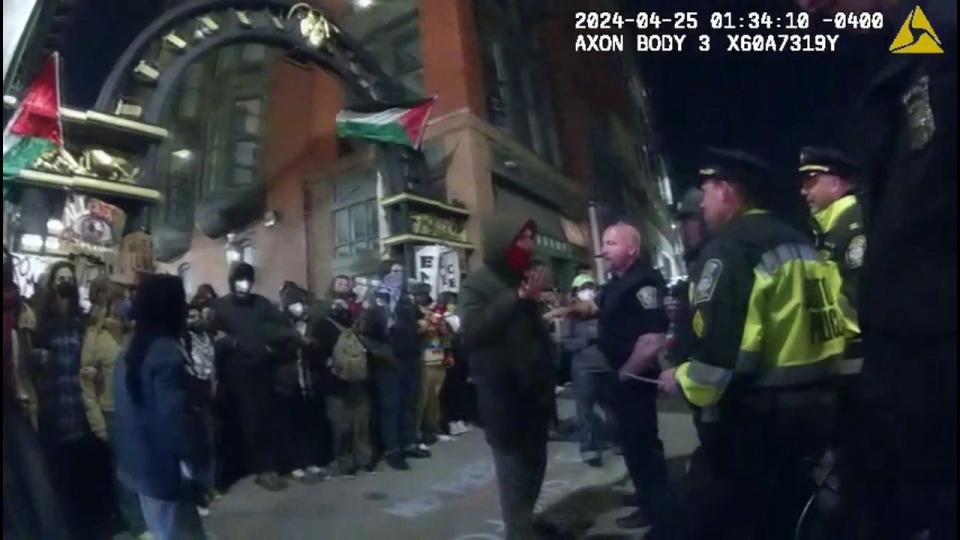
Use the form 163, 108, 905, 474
110, 231, 154, 285
439, 249, 461, 294
415, 245, 442, 300
60, 194, 126, 256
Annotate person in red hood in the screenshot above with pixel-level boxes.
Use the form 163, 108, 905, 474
460, 216, 563, 539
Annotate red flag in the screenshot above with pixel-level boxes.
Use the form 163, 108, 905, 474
9, 54, 63, 146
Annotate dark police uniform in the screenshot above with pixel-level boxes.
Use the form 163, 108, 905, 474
659, 149, 843, 540
666, 188, 705, 369
837, 6, 956, 539
595, 259, 671, 528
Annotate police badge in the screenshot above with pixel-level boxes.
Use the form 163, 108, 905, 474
637, 286, 659, 309
902, 75, 936, 151
846, 235, 867, 269
694, 259, 723, 305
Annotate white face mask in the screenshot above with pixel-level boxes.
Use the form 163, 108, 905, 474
577, 289, 596, 302
234, 280, 252, 294
289, 302, 305, 317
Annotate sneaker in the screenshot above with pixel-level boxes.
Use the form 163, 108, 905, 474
136, 533, 154, 540
449, 422, 465, 436
615, 508, 651, 529
306, 465, 333, 480
438, 434, 454, 442
197, 506, 211, 518
406, 447, 431, 459
422, 433, 439, 445
291, 469, 307, 479
457, 421, 473, 433
386, 453, 410, 471
255, 473, 289, 492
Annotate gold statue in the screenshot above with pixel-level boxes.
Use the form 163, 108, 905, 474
80, 149, 139, 183
287, 3, 338, 49
33, 147, 89, 175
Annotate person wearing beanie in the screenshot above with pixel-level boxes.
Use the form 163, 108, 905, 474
561, 274, 616, 468
460, 215, 560, 539
212, 263, 307, 492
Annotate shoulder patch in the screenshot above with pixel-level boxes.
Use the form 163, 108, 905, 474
846, 235, 866, 269
692, 310, 705, 338
637, 286, 660, 310
693, 259, 723, 305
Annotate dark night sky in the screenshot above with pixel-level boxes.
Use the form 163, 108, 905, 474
624, 0, 901, 220
60, 0, 164, 108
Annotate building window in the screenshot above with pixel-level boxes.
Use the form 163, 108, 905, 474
342, 2, 424, 99
229, 98, 263, 187
179, 63, 206, 120
477, 18, 562, 167
332, 170, 379, 260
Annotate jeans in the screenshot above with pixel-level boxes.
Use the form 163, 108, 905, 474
138, 493, 206, 540
2, 407, 70, 540
416, 364, 447, 439
375, 364, 420, 453
571, 366, 616, 461
610, 378, 672, 525
326, 384, 373, 471
105, 412, 149, 536
491, 443, 548, 540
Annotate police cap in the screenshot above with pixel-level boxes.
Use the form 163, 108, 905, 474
798, 146, 859, 179
675, 187, 703, 219
698, 148, 773, 198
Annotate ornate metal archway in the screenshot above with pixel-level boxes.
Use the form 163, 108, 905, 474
93, 0, 415, 260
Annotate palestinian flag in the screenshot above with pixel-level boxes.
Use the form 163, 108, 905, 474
336, 97, 436, 149
3, 53, 64, 181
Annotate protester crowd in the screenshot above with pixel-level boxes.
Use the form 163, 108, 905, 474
2, 254, 488, 539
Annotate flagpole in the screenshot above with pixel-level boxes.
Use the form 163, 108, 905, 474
53, 52, 63, 149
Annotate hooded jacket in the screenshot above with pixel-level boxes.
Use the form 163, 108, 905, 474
274, 285, 323, 397
460, 215, 556, 449
213, 265, 301, 368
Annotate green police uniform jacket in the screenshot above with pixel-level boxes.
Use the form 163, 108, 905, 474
677, 210, 846, 409
813, 194, 865, 334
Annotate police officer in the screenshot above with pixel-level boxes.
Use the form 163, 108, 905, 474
676, 187, 707, 279
794, 4, 956, 536
799, 146, 865, 343
666, 188, 707, 369
656, 148, 845, 539
556, 221, 673, 530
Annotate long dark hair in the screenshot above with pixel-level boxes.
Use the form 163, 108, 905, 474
126, 274, 187, 405
38, 260, 81, 323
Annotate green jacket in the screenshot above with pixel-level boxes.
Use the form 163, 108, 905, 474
460, 215, 555, 449
677, 210, 847, 410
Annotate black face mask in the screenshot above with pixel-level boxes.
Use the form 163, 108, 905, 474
56, 282, 78, 299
